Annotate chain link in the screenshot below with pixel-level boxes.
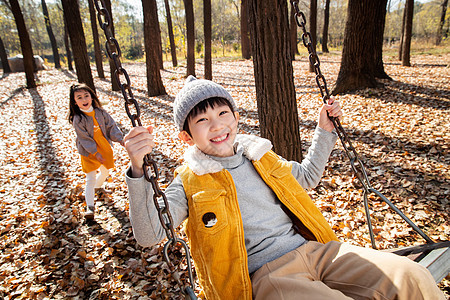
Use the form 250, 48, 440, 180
93, 0, 197, 297
290, 1, 433, 249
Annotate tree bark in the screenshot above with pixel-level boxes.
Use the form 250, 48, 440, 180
401, 0, 414, 67
103, 0, 119, 91
163, 0, 177, 67
436, 0, 448, 45
332, 0, 389, 95
61, 0, 95, 92
204, 0, 212, 79
184, 0, 196, 76
240, 0, 251, 59
248, 0, 302, 162
0, 35, 11, 73
290, 6, 299, 60
309, 0, 317, 72
142, 0, 166, 96
322, 0, 330, 53
62, 12, 73, 71
374, 1, 391, 80
398, 5, 406, 60
8, 0, 36, 88
87, 0, 105, 78
41, 0, 60, 69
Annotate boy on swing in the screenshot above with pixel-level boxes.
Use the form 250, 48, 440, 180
124, 76, 444, 300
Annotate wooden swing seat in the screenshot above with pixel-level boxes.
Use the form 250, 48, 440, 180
385, 241, 450, 283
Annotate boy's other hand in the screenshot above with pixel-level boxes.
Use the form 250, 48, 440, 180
124, 126, 155, 178
95, 152, 106, 164
318, 97, 343, 132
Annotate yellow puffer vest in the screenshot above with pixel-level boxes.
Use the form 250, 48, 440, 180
175, 141, 338, 300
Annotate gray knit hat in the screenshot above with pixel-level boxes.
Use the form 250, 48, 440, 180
173, 75, 237, 131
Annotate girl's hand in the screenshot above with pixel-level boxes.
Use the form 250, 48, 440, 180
318, 97, 343, 132
123, 126, 155, 178
95, 152, 106, 164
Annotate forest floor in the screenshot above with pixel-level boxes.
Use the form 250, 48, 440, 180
0, 53, 449, 299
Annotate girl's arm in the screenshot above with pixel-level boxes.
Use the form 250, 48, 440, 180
101, 109, 124, 143
73, 117, 98, 155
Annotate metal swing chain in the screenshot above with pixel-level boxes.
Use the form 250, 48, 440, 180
290, 1, 433, 249
93, 1, 197, 298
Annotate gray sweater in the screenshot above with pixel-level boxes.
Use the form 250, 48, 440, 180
72, 107, 123, 157
126, 127, 337, 273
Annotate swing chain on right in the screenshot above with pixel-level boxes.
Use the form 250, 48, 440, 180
93, 0, 197, 298
290, 0, 433, 249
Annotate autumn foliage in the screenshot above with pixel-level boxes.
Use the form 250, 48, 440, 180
0, 54, 448, 298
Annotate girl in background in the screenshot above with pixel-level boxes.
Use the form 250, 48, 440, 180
68, 83, 124, 220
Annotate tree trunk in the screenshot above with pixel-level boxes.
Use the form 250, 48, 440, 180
309, 0, 317, 72
0, 35, 11, 73
184, 0, 196, 76
248, 0, 302, 162
322, 0, 330, 53
103, 0, 119, 91
290, 6, 299, 60
63, 13, 73, 71
41, 0, 60, 69
87, 0, 105, 78
436, 0, 448, 45
398, 6, 406, 60
142, 0, 166, 96
61, 0, 95, 92
401, 0, 414, 67
374, 1, 391, 80
9, 0, 36, 88
240, 0, 251, 59
332, 0, 389, 95
163, 0, 177, 67
204, 0, 212, 79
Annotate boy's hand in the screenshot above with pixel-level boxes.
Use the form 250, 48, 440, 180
318, 97, 343, 132
123, 126, 155, 178
95, 152, 106, 164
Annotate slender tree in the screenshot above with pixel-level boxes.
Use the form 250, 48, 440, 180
322, 0, 330, 53
163, 0, 177, 67
204, 0, 212, 79
240, 0, 251, 59
398, 5, 406, 60
62, 12, 73, 71
142, 0, 166, 96
41, 0, 60, 68
87, 0, 105, 78
248, 0, 302, 162
61, 0, 95, 91
401, 0, 414, 67
184, 0, 196, 76
436, 0, 448, 45
0, 35, 11, 74
309, 0, 317, 72
290, 6, 299, 60
8, 0, 36, 88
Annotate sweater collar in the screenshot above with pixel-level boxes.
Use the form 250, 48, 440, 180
183, 134, 273, 176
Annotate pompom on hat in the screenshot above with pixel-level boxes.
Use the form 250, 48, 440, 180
173, 75, 237, 131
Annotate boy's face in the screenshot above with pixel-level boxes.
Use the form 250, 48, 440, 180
179, 104, 239, 157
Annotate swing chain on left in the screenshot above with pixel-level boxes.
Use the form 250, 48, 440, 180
93, 1, 197, 298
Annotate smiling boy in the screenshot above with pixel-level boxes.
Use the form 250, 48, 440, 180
123, 76, 443, 300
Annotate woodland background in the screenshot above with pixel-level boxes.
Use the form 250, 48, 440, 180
0, 0, 449, 299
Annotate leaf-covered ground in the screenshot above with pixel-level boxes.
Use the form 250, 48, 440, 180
0, 53, 449, 299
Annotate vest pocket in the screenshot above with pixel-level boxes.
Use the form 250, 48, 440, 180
191, 189, 228, 235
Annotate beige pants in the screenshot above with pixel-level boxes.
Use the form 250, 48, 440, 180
252, 241, 444, 300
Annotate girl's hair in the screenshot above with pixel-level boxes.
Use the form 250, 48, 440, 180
68, 83, 102, 124
183, 97, 235, 135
